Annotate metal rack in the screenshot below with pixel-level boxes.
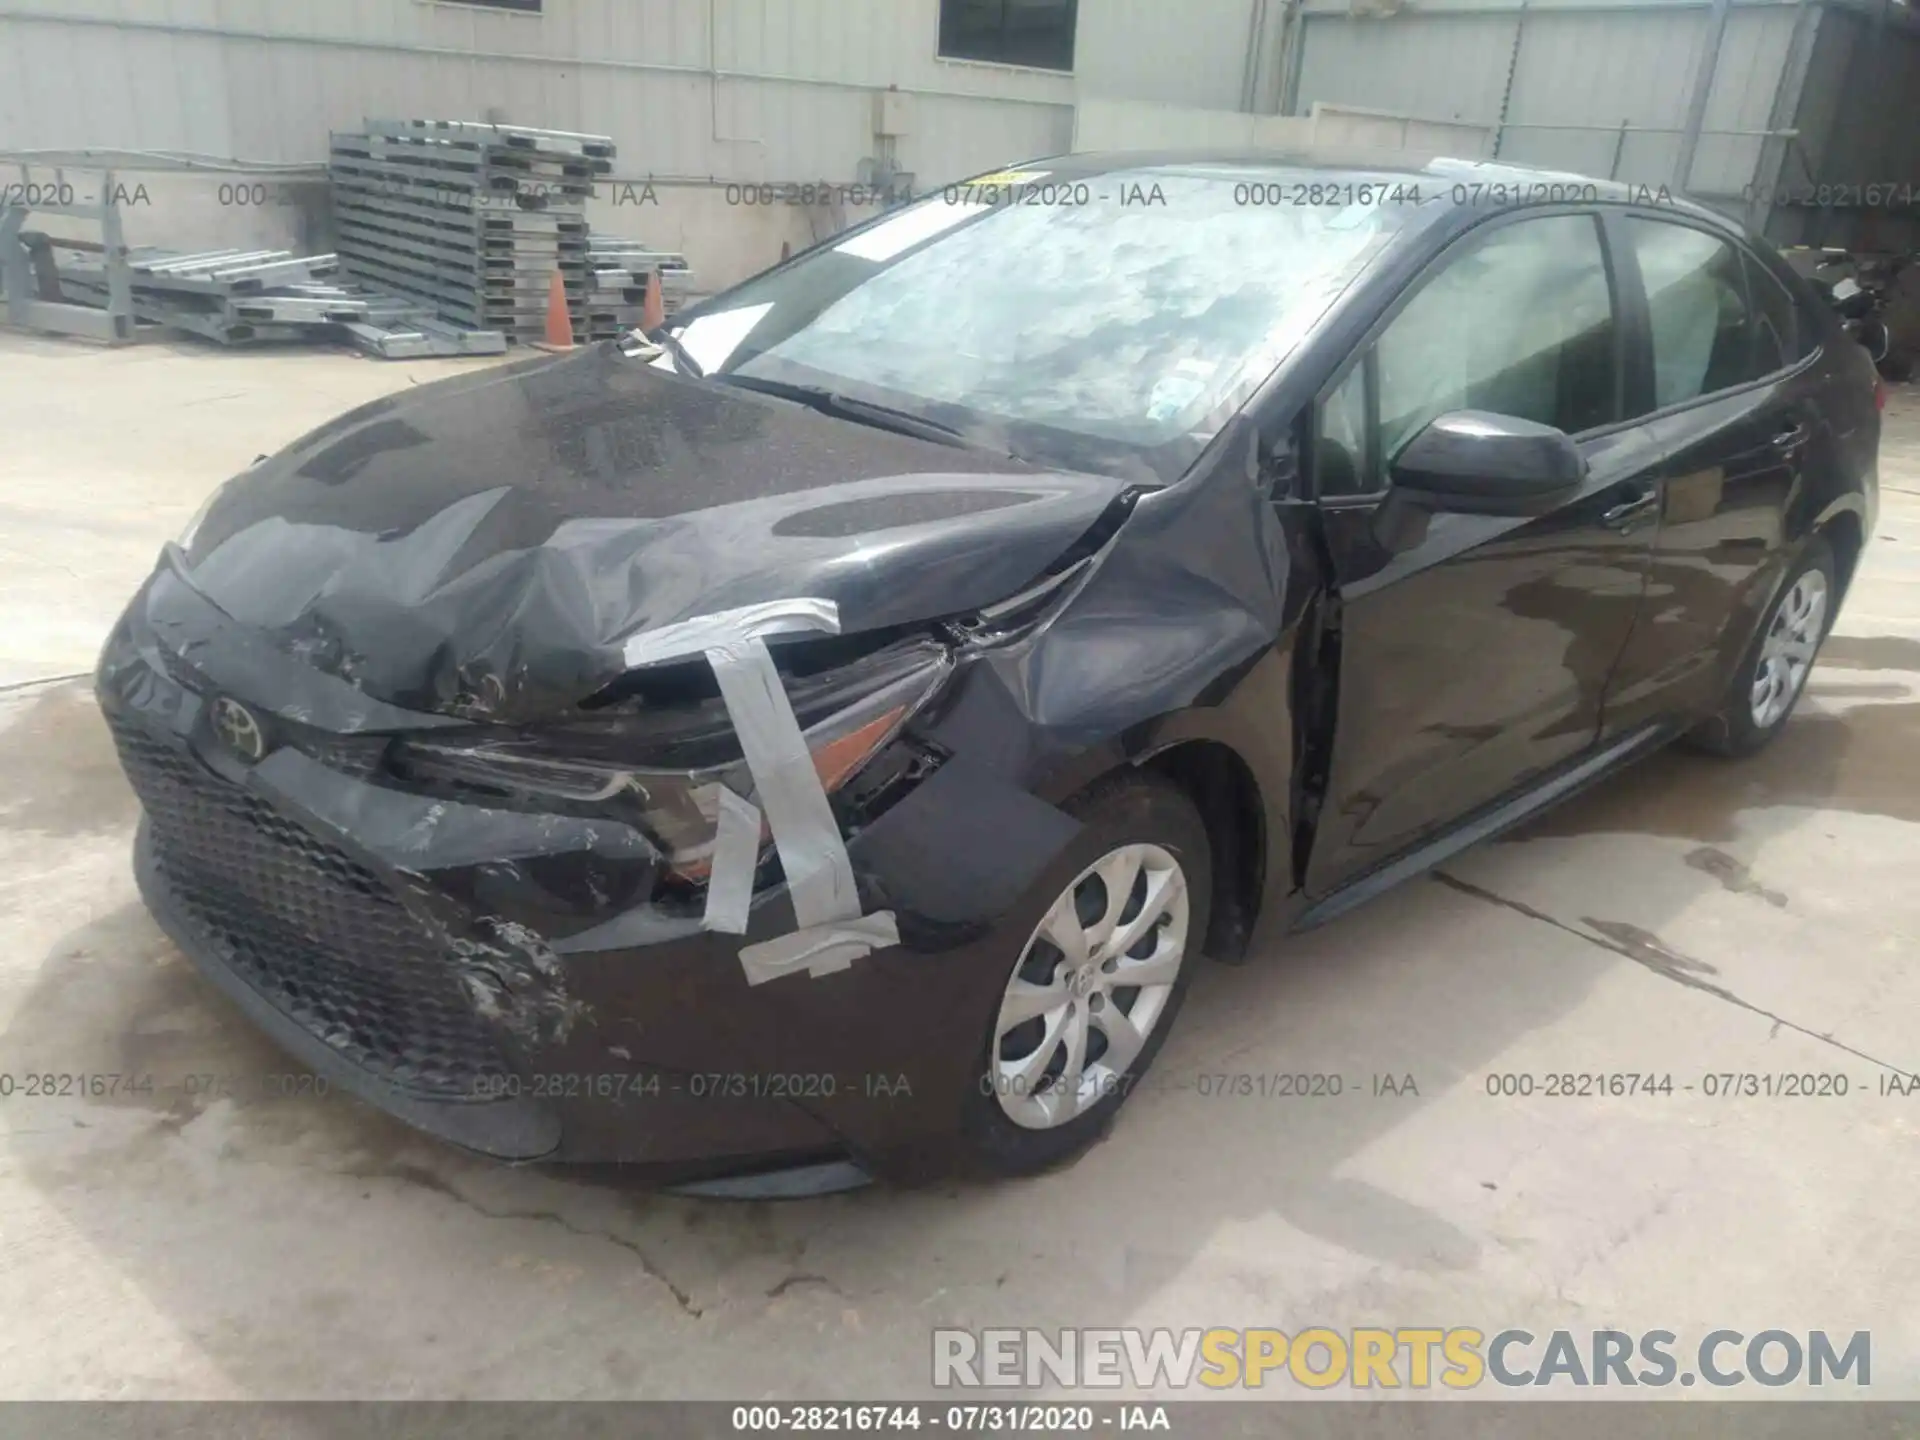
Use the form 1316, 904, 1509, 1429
0, 163, 137, 344
53, 243, 506, 356
5, 133, 697, 357
330, 121, 613, 345
583, 232, 693, 341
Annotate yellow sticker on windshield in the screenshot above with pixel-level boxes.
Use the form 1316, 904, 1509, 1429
968, 169, 1051, 186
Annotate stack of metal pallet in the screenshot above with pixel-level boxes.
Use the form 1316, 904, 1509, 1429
582, 233, 694, 341
55, 246, 360, 346
335, 305, 510, 359
52, 245, 507, 357
330, 119, 612, 344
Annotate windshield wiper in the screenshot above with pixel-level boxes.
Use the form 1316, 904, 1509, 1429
716, 374, 999, 454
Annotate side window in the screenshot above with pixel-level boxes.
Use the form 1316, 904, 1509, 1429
1746, 252, 1809, 370
1626, 218, 1769, 408
1373, 214, 1619, 464
1315, 360, 1374, 498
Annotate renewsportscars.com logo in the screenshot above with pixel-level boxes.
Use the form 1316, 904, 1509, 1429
932, 1327, 1872, 1391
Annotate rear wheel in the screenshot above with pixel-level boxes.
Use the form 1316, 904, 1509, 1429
958, 772, 1211, 1177
1688, 536, 1834, 757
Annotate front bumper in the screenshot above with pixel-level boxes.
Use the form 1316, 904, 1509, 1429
98, 577, 1083, 1184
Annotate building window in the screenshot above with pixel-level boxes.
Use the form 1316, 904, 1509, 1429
425, 0, 542, 13
939, 0, 1076, 71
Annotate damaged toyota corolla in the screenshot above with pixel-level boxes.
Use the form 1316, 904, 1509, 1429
99, 153, 1877, 1192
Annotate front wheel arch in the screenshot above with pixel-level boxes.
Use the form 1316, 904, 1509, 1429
956, 769, 1214, 1177
1140, 739, 1267, 964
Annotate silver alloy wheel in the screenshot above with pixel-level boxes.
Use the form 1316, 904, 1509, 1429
1750, 569, 1828, 729
992, 842, 1191, 1130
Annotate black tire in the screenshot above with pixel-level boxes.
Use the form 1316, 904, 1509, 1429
1860, 317, 1892, 365
957, 770, 1212, 1179
1686, 535, 1835, 758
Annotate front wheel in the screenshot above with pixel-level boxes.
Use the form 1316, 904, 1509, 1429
1687, 536, 1834, 757
958, 772, 1211, 1178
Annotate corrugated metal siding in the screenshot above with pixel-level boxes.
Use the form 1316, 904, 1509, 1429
1801, 5, 1920, 188
0, 0, 1084, 184
1295, 2, 1806, 196
1787, 1, 1863, 201
1073, 98, 1316, 150
1768, 3, 1920, 249
905, 92, 1075, 181
1691, 8, 1800, 197
1296, 13, 1520, 125
10, 0, 1915, 246
1493, 10, 1712, 182
1073, 0, 1261, 107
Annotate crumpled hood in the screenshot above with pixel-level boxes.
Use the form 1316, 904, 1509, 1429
169, 344, 1129, 724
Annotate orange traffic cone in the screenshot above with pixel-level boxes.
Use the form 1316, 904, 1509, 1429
641, 269, 665, 334
537, 268, 574, 351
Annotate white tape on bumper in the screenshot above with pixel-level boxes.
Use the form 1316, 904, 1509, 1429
615, 597, 898, 982
701, 785, 761, 936
737, 911, 901, 987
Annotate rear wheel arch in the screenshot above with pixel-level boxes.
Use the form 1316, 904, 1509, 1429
1686, 532, 1835, 756
1140, 739, 1266, 964
1821, 507, 1866, 604
1704, 503, 1853, 715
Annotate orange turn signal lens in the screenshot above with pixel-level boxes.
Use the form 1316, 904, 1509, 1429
663, 704, 907, 883
810, 705, 908, 794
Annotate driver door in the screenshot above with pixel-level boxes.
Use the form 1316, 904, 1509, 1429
1304, 211, 1662, 898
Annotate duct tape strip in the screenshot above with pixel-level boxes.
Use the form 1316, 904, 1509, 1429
737, 912, 902, 987
701, 784, 761, 936
707, 635, 861, 929
621, 598, 841, 670
615, 597, 898, 981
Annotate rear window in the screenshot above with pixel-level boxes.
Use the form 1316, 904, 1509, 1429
1626, 218, 1774, 410
1747, 252, 1811, 369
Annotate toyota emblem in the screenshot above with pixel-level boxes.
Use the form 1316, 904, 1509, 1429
209, 697, 267, 762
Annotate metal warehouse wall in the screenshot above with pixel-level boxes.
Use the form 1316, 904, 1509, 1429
1769, 1, 1920, 250
1075, 0, 1268, 108
1292, 0, 1803, 201
0, 0, 1262, 184
1289, 0, 1920, 247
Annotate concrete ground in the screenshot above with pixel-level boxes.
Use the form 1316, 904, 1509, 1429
0, 332, 1915, 1401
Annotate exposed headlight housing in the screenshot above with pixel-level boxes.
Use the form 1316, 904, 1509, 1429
387, 636, 951, 883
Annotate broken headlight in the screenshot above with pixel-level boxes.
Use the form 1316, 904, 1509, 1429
386, 637, 951, 882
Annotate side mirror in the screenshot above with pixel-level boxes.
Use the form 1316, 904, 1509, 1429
1389, 410, 1586, 517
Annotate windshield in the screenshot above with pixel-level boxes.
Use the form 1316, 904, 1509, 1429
659, 164, 1422, 483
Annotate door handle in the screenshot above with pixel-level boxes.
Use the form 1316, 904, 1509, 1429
1771, 421, 1810, 450
1601, 486, 1659, 531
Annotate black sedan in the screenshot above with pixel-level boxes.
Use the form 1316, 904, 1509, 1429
98, 153, 1880, 1192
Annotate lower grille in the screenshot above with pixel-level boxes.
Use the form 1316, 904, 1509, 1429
107, 708, 510, 1097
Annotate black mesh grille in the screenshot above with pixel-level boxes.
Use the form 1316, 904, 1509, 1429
108, 708, 510, 1097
